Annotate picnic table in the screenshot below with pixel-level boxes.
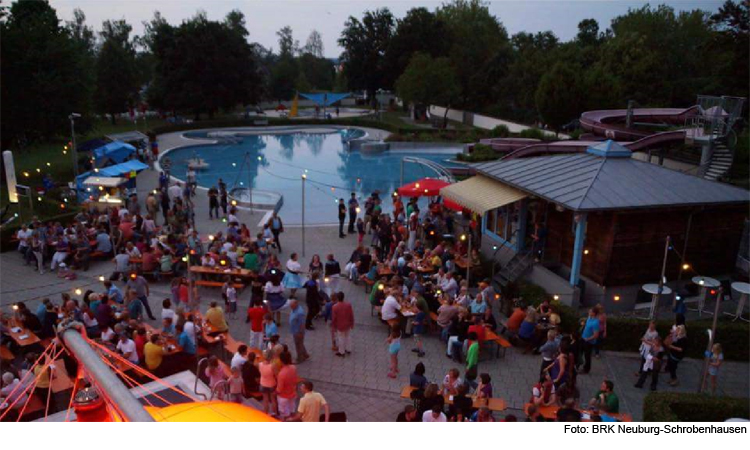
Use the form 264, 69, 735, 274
3, 318, 41, 347
143, 323, 182, 356
400, 385, 507, 412
525, 403, 633, 422
190, 265, 255, 279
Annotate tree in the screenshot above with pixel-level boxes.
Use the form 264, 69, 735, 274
303, 29, 324, 57
269, 58, 298, 101
1, 0, 94, 147
277, 25, 298, 58
384, 7, 449, 88
576, 18, 601, 46
146, 11, 261, 118
95, 19, 140, 123
395, 53, 460, 127
437, 0, 510, 108
338, 8, 395, 103
535, 61, 584, 132
710, 1, 750, 99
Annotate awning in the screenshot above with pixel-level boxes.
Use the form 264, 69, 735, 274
440, 175, 527, 214
97, 160, 149, 178
82, 176, 127, 188
93, 140, 136, 165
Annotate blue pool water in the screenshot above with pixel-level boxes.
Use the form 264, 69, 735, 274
166, 130, 462, 224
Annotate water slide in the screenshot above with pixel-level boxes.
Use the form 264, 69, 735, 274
478, 106, 699, 160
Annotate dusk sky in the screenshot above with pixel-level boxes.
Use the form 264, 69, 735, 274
49, 0, 724, 57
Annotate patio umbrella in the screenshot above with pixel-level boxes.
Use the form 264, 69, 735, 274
397, 177, 463, 212
397, 177, 450, 197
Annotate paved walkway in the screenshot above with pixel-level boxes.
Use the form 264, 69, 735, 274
2, 166, 748, 421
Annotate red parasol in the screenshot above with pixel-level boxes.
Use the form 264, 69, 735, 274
397, 178, 450, 197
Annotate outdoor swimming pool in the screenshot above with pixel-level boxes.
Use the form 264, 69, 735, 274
165, 129, 463, 224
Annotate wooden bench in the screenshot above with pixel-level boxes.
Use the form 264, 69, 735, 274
194, 280, 244, 290
524, 403, 632, 422
485, 330, 512, 358
401, 385, 507, 412
0, 346, 14, 361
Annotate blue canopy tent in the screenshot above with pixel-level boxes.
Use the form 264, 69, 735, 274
93, 140, 136, 166
75, 160, 149, 203
299, 92, 351, 108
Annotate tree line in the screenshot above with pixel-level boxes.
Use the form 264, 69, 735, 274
1, 0, 747, 149
342, 0, 748, 131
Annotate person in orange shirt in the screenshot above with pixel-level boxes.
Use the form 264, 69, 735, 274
506, 305, 527, 334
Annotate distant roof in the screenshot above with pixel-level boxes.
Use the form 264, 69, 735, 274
105, 130, 148, 143
476, 143, 749, 211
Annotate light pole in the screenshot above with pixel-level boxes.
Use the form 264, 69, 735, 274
69, 113, 81, 178
301, 174, 306, 257
650, 236, 671, 321
461, 231, 472, 288
699, 286, 723, 393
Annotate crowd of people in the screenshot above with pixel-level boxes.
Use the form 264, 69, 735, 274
2, 176, 727, 423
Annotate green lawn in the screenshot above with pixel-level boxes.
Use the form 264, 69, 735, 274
11, 118, 169, 187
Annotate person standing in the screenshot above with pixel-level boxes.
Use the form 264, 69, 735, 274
331, 291, 354, 357
126, 272, 156, 320
159, 188, 170, 224
337, 198, 346, 238
665, 324, 688, 386
275, 351, 300, 420
289, 300, 309, 363
288, 380, 329, 422
146, 192, 159, 226
208, 186, 220, 219
304, 272, 322, 330
218, 178, 228, 216
580, 308, 600, 374
323, 253, 341, 296
268, 212, 284, 253
246, 299, 266, 350
347, 192, 359, 234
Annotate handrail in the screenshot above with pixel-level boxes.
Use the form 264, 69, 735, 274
210, 380, 229, 400
193, 357, 209, 400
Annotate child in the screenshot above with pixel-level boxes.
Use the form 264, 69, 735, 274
386, 327, 401, 379
226, 282, 238, 319
477, 373, 493, 399
705, 343, 724, 395
263, 313, 278, 344
205, 356, 227, 400
228, 366, 245, 404
412, 307, 426, 357
356, 218, 365, 245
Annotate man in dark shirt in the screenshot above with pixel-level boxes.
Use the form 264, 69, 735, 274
95, 296, 114, 330
556, 398, 582, 422
241, 353, 261, 398
347, 193, 359, 234
396, 405, 420, 422
450, 384, 474, 421
338, 198, 346, 238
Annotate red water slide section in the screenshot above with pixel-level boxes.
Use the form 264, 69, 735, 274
479, 106, 698, 160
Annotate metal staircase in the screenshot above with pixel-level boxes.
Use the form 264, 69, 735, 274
703, 142, 733, 181
492, 249, 535, 287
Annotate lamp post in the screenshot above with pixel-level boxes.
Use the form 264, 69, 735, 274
699, 286, 723, 393
650, 236, 670, 321
69, 113, 81, 178
461, 231, 472, 288
301, 174, 306, 257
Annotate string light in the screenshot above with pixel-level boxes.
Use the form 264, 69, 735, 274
355, 207, 361, 214
23, 172, 29, 177
614, 295, 621, 302
682, 263, 690, 270
98, 276, 105, 282
208, 234, 215, 241
553, 295, 559, 300
60, 203, 65, 209
37, 197, 42, 201
74, 288, 82, 295
231, 200, 237, 206
584, 249, 589, 255
46, 162, 51, 167
36, 168, 41, 173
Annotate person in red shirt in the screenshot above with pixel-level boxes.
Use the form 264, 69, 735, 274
275, 351, 299, 419
331, 292, 355, 357
246, 298, 266, 350
133, 327, 148, 362
468, 316, 487, 343
141, 248, 158, 273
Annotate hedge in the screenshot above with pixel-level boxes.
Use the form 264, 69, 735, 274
603, 317, 749, 361
643, 392, 750, 421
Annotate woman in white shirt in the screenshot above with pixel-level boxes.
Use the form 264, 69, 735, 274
281, 253, 303, 300
161, 298, 176, 323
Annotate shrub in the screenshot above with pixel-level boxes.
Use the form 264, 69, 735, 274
643, 392, 750, 422
518, 128, 546, 140
490, 124, 510, 138
456, 143, 498, 162
603, 317, 749, 361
